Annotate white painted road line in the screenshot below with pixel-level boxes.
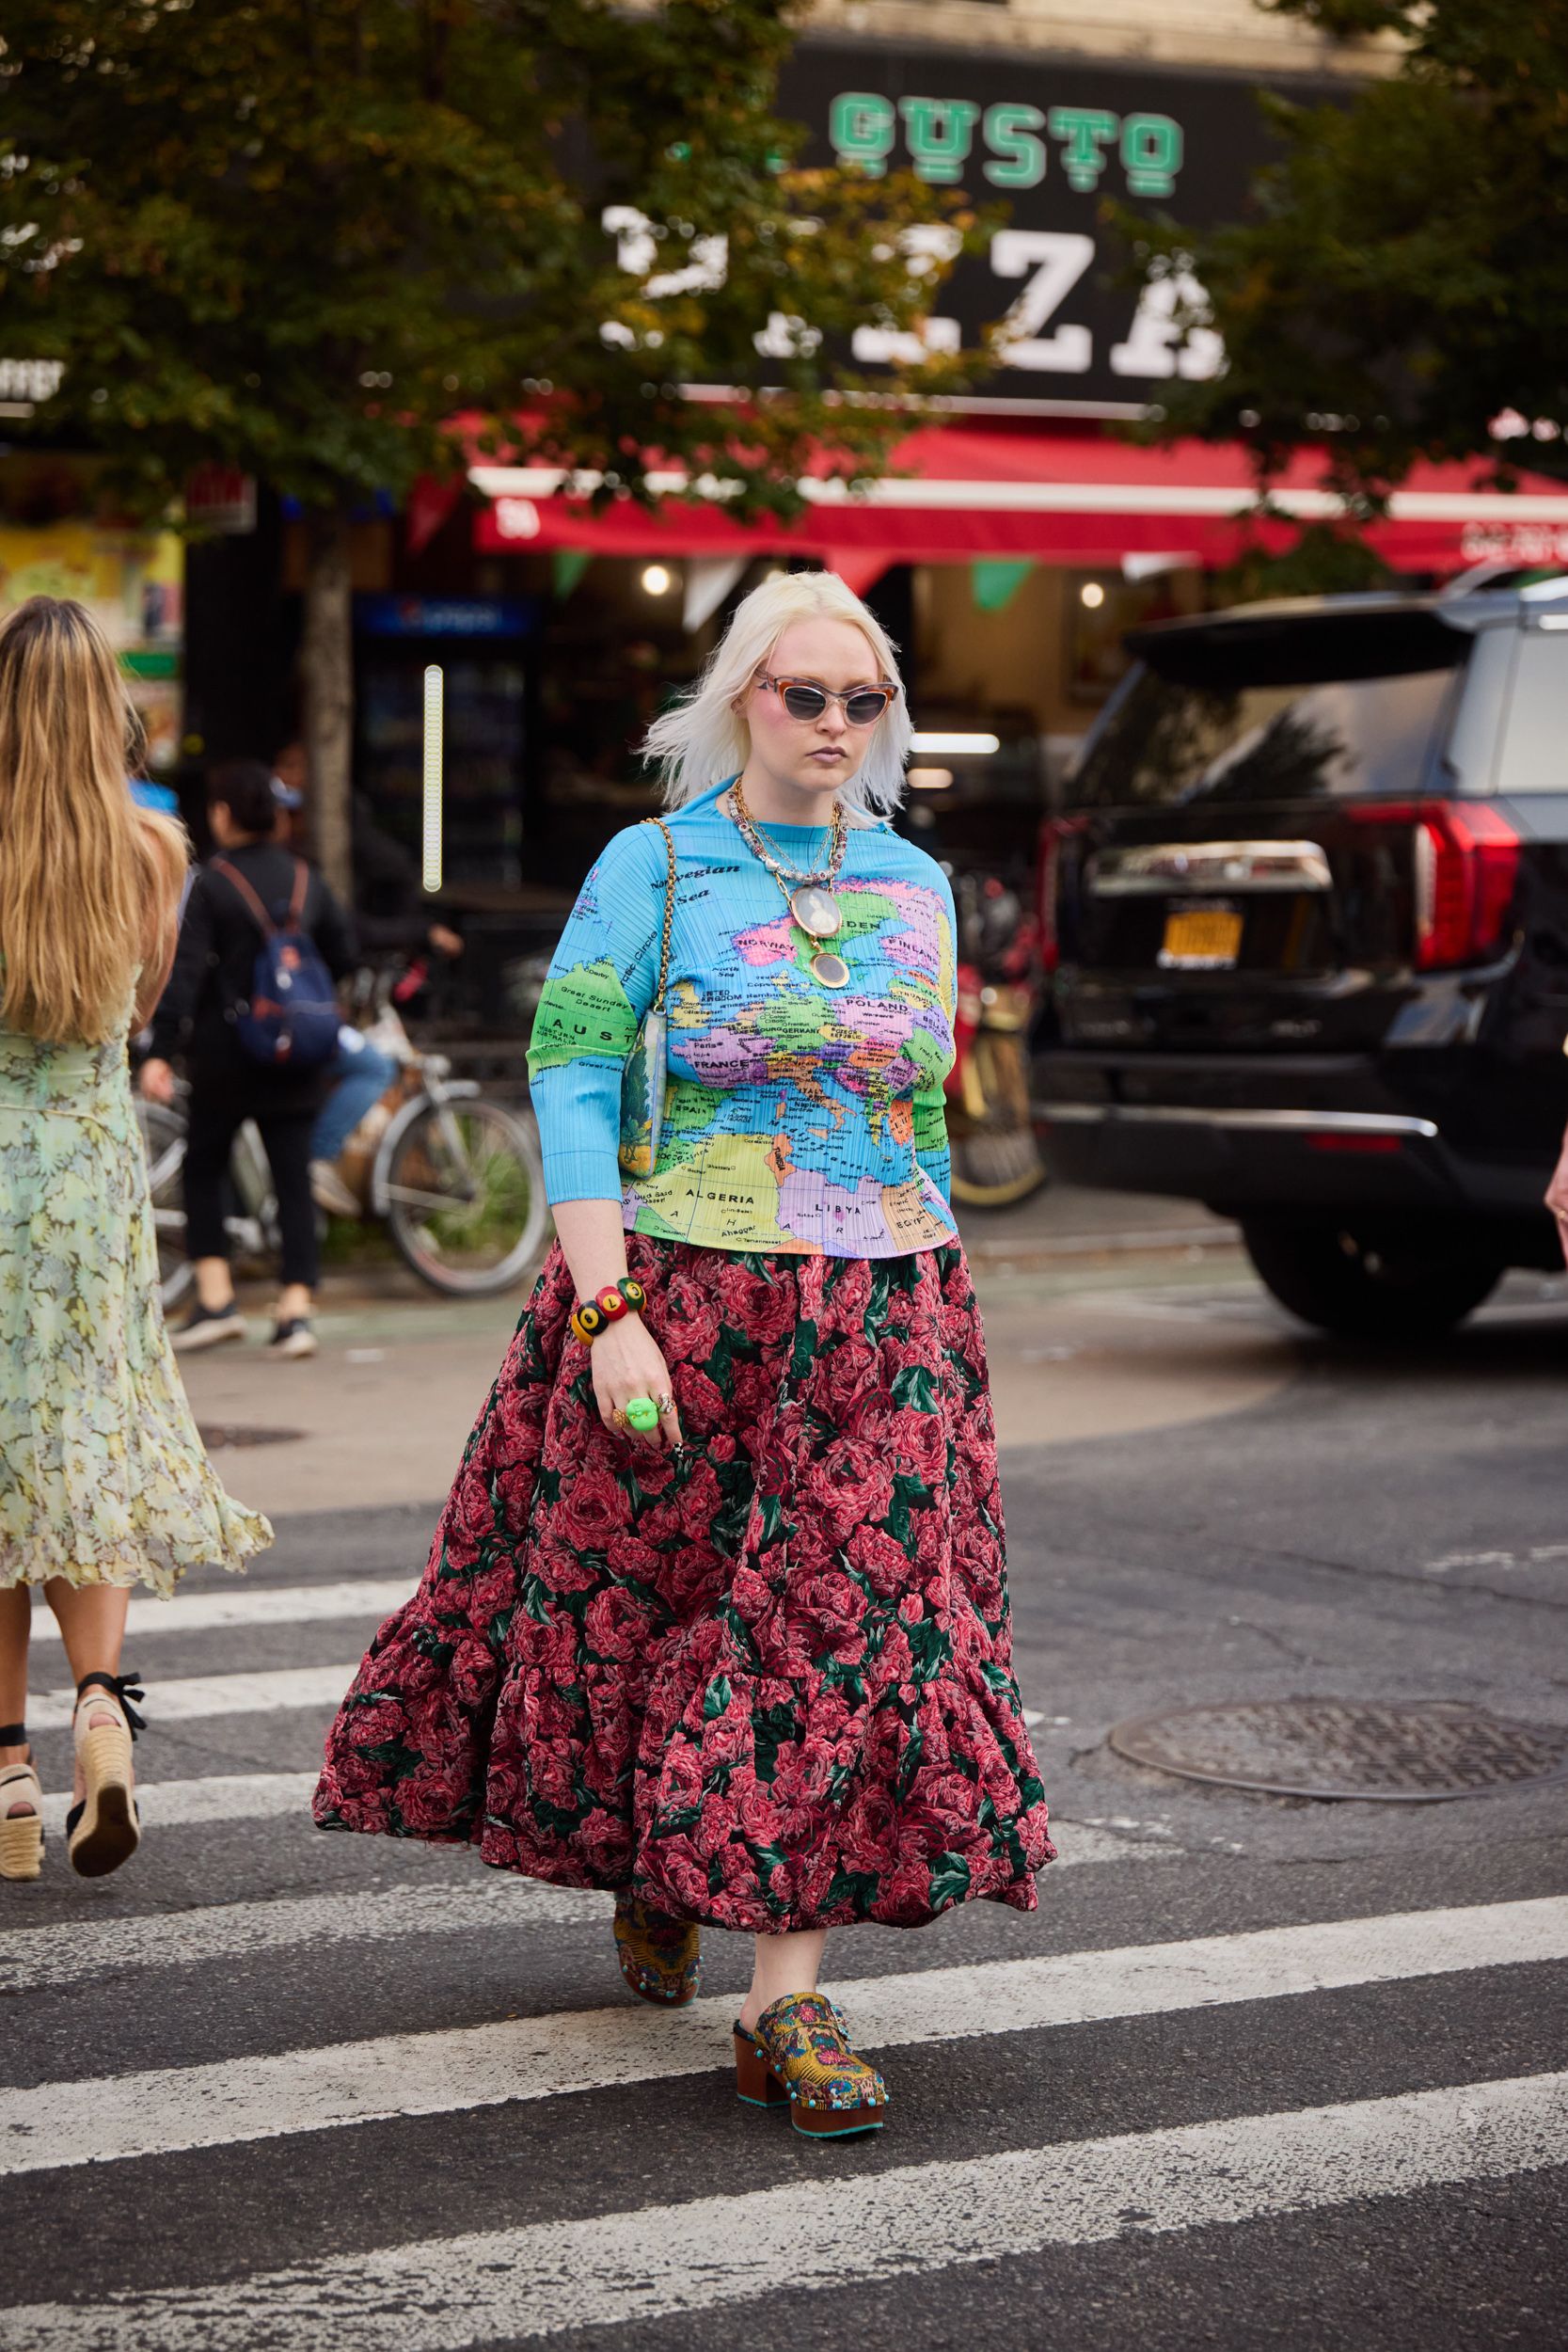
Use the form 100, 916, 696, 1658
30, 1580, 417, 1643
5, 2070, 1563, 2348
24, 1764, 1167, 1861
4, 1898, 1562, 2177
0, 1879, 613, 1995
26, 1663, 360, 1729
0, 1817, 1171, 1994
36, 1772, 323, 1836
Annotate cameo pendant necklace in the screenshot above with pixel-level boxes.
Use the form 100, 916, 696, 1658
727, 780, 852, 989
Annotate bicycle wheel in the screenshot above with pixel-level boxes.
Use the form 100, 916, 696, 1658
385, 1097, 549, 1295
946, 1033, 1049, 1208
135, 1098, 195, 1311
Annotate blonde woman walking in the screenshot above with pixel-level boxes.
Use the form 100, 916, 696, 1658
0, 598, 270, 1884
318, 571, 1053, 2137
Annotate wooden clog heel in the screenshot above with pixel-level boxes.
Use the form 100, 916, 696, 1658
747, 1993, 887, 2140
734, 2025, 790, 2109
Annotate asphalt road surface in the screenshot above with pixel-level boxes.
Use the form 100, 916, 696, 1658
3, 1244, 1566, 2350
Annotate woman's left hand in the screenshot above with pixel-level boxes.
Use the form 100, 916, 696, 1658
588, 1313, 685, 1452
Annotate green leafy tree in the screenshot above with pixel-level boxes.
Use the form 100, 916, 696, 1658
1120, 1, 1568, 586
0, 0, 983, 893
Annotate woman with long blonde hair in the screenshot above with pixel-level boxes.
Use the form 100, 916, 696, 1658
319, 570, 1053, 2139
0, 596, 270, 1884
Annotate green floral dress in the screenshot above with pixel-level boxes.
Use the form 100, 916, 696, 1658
0, 1016, 271, 1595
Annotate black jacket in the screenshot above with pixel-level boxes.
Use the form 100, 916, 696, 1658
351, 792, 436, 955
150, 844, 356, 1113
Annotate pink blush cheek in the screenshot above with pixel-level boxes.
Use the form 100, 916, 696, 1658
747, 691, 794, 754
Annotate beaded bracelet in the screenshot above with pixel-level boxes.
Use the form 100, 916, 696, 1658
570, 1276, 648, 1345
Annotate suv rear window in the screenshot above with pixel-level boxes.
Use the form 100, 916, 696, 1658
1068, 610, 1468, 811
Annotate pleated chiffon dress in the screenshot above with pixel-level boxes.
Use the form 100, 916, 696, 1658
0, 1019, 271, 1594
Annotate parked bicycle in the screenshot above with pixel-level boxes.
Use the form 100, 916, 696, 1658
136, 963, 549, 1305
944, 868, 1049, 1208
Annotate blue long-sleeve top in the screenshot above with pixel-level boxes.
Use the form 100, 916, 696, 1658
527, 779, 958, 1259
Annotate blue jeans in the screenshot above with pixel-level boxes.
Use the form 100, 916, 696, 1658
311, 1030, 400, 1162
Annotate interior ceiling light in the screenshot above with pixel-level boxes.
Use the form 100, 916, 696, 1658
1080, 580, 1106, 608
907, 767, 954, 790
641, 564, 673, 595
910, 731, 999, 756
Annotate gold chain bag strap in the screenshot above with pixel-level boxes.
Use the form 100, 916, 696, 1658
617, 818, 677, 1181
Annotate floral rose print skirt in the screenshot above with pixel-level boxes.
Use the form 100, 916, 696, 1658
315, 1236, 1054, 1931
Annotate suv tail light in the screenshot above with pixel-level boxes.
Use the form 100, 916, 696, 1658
1414, 803, 1521, 968
1352, 801, 1520, 969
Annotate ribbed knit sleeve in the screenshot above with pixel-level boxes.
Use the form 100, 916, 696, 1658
531, 1060, 626, 1205
526, 822, 669, 1208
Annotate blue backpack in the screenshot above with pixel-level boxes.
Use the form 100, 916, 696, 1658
212, 855, 341, 1070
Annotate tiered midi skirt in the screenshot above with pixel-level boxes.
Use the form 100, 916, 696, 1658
315, 1235, 1053, 1931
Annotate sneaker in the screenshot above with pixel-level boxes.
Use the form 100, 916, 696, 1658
310, 1158, 361, 1218
268, 1317, 318, 1360
170, 1301, 246, 1353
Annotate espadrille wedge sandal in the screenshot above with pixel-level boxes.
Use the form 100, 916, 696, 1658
736, 1993, 887, 2139
66, 1671, 144, 1880
613, 1895, 701, 2006
0, 1724, 43, 1883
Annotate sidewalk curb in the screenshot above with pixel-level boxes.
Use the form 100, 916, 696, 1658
966, 1224, 1243, 1263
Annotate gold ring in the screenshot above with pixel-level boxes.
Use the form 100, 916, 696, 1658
610, 1406, 629, 1428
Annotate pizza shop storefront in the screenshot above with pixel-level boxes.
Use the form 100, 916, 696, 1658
360, 34, 1568, 1007
446, 425, 1568, 898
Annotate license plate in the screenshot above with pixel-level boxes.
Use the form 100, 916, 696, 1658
1158, 908, 1243, 970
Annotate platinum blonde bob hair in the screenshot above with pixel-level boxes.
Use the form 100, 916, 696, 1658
642, 568, 912, 816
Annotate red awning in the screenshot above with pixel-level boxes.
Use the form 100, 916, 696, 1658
469, 422, 1568, 580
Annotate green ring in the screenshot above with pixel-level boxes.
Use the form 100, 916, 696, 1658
625, 1395, 659, 1432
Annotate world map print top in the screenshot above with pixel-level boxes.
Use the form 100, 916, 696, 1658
527, 781, 959, 1259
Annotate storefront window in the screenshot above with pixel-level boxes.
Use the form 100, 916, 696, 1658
0, 452, 183, 769
1066, 568, 1203, 704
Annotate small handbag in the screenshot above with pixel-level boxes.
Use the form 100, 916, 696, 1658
617, 818, 677, 1181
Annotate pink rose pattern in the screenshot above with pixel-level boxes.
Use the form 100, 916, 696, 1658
314, 1236, 1055, 1930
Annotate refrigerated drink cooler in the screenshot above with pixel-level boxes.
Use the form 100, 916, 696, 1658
355, 596, 539, 888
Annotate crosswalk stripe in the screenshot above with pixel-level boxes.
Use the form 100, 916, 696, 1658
26, 1662, 1051, 1737
0, 1878, 613, 1995
30, 1580, 417, 1644
4, 1898, 1561, 2178
5, 2069, 1563, 2348
36, 1772, 322, 1836
23, 1777, 1162, 1861
25, 1663, 359, 1728
0, 1818, 1173, 1992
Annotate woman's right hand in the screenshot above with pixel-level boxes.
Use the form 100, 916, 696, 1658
588, 1314, 685, 1452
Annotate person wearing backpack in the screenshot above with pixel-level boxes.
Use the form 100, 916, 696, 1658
140, 760, 355, 1360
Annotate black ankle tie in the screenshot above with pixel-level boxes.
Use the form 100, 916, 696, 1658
75, 1671, 146, 1739
0, 1722, 25, 1746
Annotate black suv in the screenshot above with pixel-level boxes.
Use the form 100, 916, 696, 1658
1035, 578, 1568, 1336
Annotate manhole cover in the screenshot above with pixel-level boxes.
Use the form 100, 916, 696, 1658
1107, 1699, 1568, 1804
198, 1424, 306, 1451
